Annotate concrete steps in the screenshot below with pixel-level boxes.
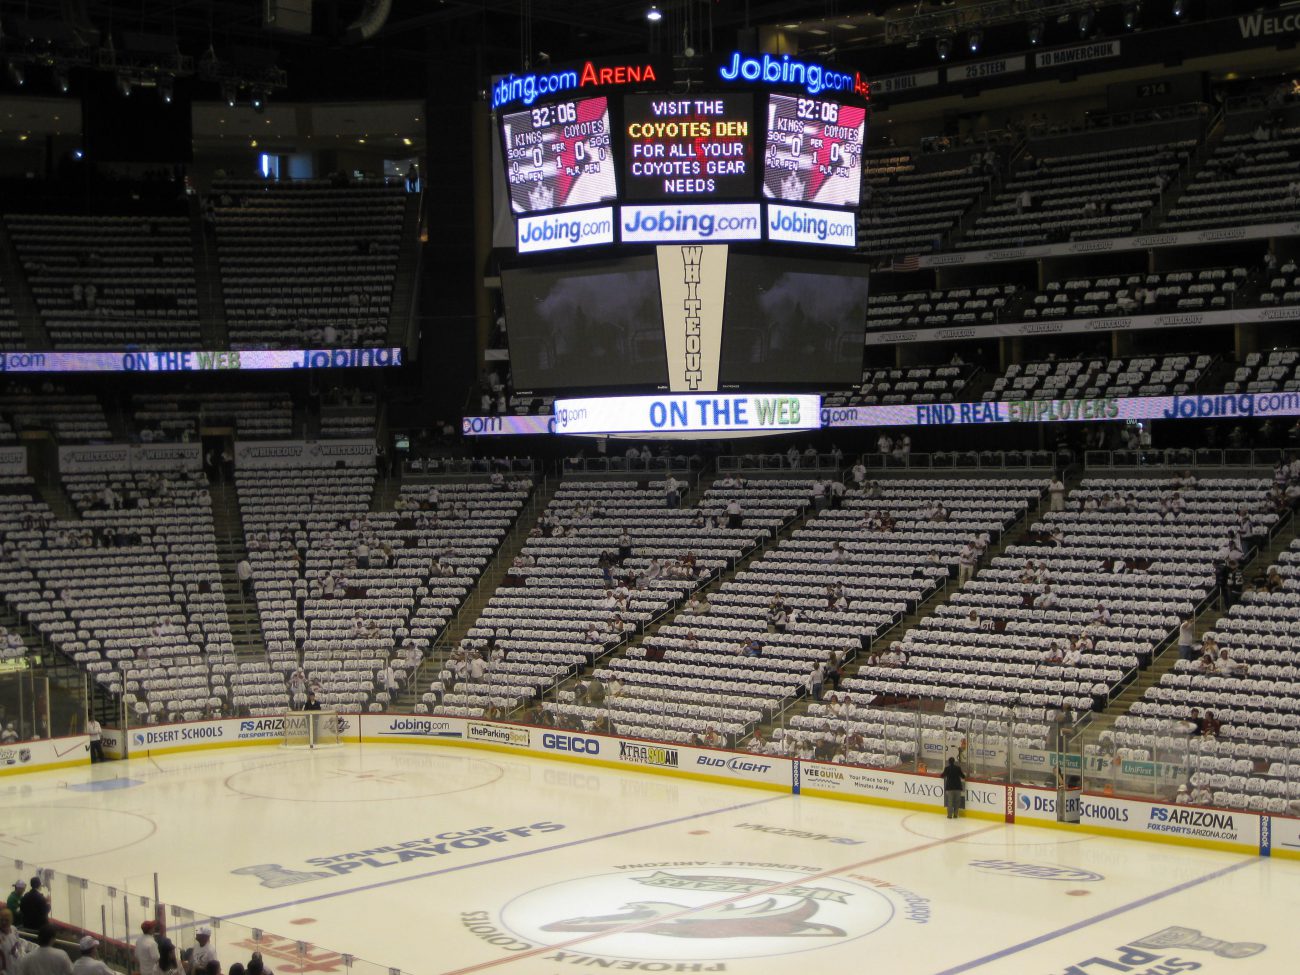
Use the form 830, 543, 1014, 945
208, 482, 265, 661
393, 476, 560, 709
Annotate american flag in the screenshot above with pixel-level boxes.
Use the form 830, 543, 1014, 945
891, 254, 921, 272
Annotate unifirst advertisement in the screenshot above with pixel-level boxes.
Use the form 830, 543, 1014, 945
0, 734, 90, 775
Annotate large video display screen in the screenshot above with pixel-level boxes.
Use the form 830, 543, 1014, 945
719, 255, 869, 387
762, 95, 866, 208
501, 257, 668, 392
622, 93, 754, 201
500, 96, 617, 213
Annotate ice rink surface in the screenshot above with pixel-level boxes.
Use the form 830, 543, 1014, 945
2, 743, 1296, 975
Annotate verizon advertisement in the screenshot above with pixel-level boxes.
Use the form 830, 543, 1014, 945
656, 243, 727, 392
0, 735, 90, 775
59, 443, 202, 474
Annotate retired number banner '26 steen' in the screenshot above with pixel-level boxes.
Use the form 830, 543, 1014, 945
657, 244, 727, 392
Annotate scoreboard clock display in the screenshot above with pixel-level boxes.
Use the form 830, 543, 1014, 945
623, 93, 754, 201
501, 96, 617, 213
762, 94, 866, 208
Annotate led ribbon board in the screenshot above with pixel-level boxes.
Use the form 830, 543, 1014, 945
552, 393, 821, 435
0, 348, 403, 374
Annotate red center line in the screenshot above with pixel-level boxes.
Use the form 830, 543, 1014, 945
438, 822, 1005, 975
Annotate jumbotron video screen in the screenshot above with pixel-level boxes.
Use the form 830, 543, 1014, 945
762, 94, 867, 208
501, 96, 618, 213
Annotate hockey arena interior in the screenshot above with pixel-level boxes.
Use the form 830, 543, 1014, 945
2, 1, 1300, 973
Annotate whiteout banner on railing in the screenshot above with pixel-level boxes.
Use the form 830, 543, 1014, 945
234, 439, 376, 469
0, 735, 89, 774
552, 393, 821, 435
59, 443, 203, 473
0, 445, 27, 476
0, 348, 403, 374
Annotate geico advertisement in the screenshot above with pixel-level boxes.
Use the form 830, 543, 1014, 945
516, 207, 615, 253
620, 203, 762, 243
800, 762, 1006, 815
0, 735, 90, 774
552, 392, 821, 434
766, 204, 856, 247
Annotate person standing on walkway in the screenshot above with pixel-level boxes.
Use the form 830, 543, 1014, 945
942, 757, 966, 819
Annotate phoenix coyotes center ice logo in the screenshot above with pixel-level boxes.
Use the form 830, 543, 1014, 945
542, 872, 847, 939
497, 864, 898, 961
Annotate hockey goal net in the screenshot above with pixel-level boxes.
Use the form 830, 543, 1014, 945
282, 711, 343, 748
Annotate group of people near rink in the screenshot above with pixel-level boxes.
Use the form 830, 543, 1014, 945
2, 885, 272, 975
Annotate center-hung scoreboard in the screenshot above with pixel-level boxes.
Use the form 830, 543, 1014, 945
488, 52, 873, 398
492, 52, 871, 252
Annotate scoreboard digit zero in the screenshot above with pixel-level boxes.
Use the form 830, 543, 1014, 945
502, 96, 617, 213
762, 94, 866, 208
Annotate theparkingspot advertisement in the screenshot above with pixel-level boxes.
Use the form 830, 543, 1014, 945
70, 714, 1300, 858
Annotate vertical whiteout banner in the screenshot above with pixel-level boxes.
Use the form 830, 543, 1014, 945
657, 244, 728, 392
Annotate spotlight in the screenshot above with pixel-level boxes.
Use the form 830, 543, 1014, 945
1028, 21, 1044, 45
117, 72, 133, 97
251, 88, 266, 114
221, 82, 237, 108
1124, 5, 1139, 29
937, 36, 951, 60
968, 29, 982, 53
6, 61, 24, 88
53, 67, 70, 93
647, 5, 662, 22
158, 76, 174, 104
1078, 10, 1094, 34
1172, 0, 1183, 16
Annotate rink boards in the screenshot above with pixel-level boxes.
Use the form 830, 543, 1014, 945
85, 712, 1300, 858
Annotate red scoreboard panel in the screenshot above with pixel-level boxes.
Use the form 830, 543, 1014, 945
762, 94, 866, 209
501, 96, 617, 213
622, 93, 755, 201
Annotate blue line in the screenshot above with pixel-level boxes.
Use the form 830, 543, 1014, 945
189, 791, 789, 930
931, 857, 1258, 975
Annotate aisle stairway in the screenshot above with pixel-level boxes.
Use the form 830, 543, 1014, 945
208, 482, 264, 661
392, 475, 559, 709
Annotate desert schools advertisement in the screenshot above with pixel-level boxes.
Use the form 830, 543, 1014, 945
799, 761, 1007, 817
112, 715, 361, 757
0, 735, 90, 775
